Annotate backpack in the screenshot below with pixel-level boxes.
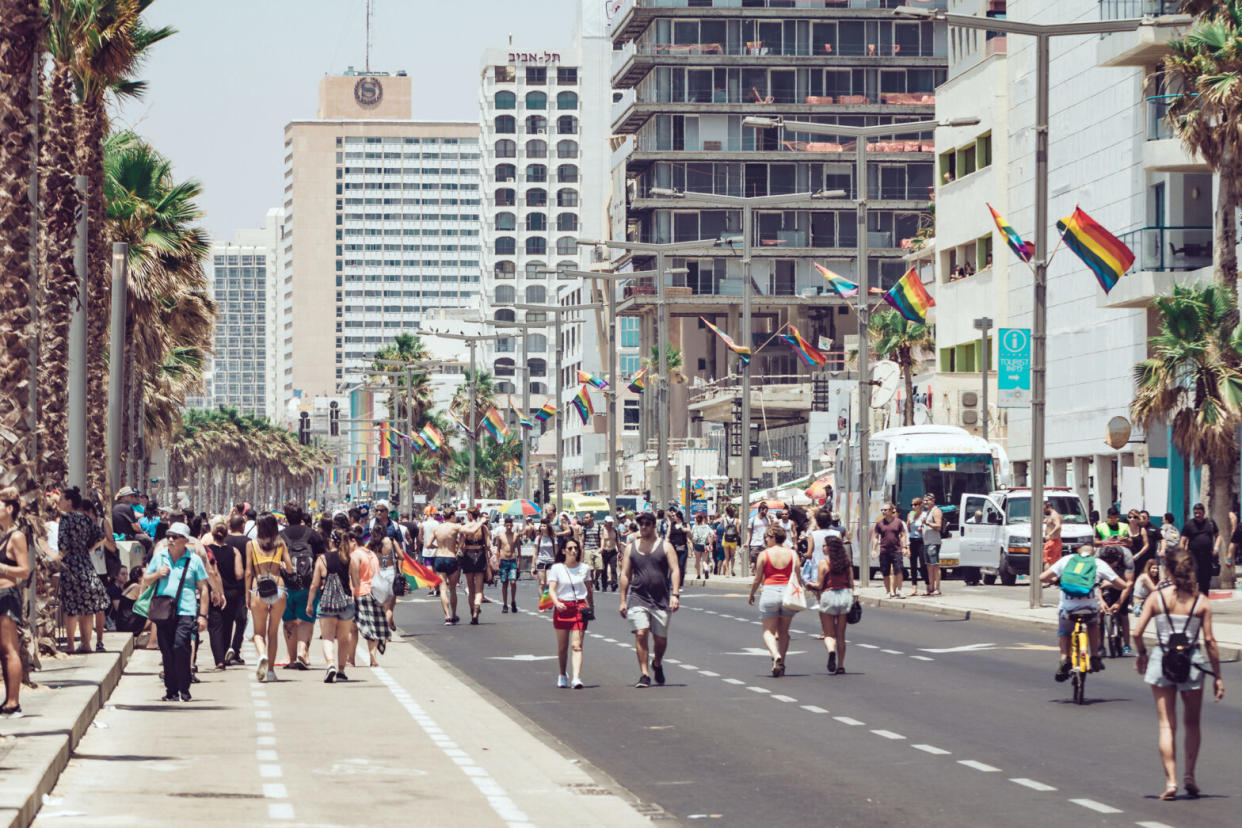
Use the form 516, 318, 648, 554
281, 528, 315, 591
1159, 592, 1200, 684
1059, 553, 1097, 597
723, 519, 740, 543
319, 569, 349, 614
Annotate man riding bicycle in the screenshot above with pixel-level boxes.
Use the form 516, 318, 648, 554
1097, 541, 1135, 653
1039, 536, 1130, 681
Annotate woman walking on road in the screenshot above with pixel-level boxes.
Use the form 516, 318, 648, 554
204, 520, 243, 670
55, 487, 112, 654
245, 514, 292, 682
355, 534, 392, 664
1133, 549, 1224, 800
548, 538, 593, 689
748, 525, 801, 677
816, 536, 855, 674
0, 488, 32, 717
532, 520, 557, 589
307, 528, 360, 683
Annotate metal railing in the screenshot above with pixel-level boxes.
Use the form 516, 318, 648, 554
1099, 0, 1181, 20
622, 0, 945, 10
1115, 225, 1212, 272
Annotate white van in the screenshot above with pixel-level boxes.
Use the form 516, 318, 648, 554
961, 488, 1094, 585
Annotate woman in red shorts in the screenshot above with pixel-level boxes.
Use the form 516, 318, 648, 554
548, 539, 594, 690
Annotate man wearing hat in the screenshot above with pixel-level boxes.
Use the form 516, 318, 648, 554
113, 486, 153, 559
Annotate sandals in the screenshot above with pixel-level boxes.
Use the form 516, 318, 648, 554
1183, 778, 1200, 799
1159, 785, 1178, 801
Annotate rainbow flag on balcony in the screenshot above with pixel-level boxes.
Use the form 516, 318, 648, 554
701, 317, 751, 366
1056, 206, 1135, 293
815, 263, 859, 298
571, 385, 594, 424
577, 369, 608, 390
987, 203, 1034, 263
778, 325, 828, 367
883, 268, 935, 324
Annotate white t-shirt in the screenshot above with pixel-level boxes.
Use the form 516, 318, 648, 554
549, 562, 591, 602
779, 519, 794, 548
1049, 554, 1120, 612
748, 515, 770, 547
421, 520, 436, 552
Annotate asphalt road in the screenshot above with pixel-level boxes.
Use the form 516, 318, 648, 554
399, 579, 1242, 827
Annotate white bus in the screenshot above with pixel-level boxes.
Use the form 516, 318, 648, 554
837, 425, 1010, 583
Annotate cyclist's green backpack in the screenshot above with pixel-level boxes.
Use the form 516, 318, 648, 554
1059, 553, 1097, 597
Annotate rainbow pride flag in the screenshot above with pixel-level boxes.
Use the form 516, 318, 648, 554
778, 325, 828, 367
627, 367, 648, 394
410, 431, 427, 452
987, 203, 1034, 263
883, 268, 935, 324
571, 385, 594, 424
509, 396, 534, 429
701, 317, 751, 366
535, 402, 557, 422
421, 423, 444, 450
815, 263, 859, 298
1056, 206, 1135, 293
538, 587, 554, 611
577, 369, 608, 390
481, 407, 510, 440
401, 550, 442, 589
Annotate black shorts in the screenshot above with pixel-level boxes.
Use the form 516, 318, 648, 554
433, 556, 460, 575
878, 549, 904, 576
460, 547, 488, 574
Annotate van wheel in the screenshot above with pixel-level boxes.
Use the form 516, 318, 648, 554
983, 572, 997, 586
961, 567, 982, 586
999, 563, 1017, 587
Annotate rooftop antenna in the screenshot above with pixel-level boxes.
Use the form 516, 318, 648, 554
365, 0, 373, 73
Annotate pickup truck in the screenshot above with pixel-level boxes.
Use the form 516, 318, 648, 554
958, 488, 1095, 586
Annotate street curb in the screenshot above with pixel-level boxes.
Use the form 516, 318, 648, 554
3, 632, 135, 828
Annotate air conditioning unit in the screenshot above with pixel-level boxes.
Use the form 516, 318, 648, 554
959, 389, 980, 427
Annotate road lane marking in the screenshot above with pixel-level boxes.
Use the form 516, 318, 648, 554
833, 716, 864, 726
256, 749, 279, 761
800, 705, 828, 714
912, 744, 950, 755
698, 670, 719, 677
722, 678, 745, 685
263, 783, 288, 798
268, 803, 295, 820
1010, 778, 1056, 792
663, 658, 681, 664
910, 655, 934, 661
259, 764, 283, 778
678, 664, 699, 670
856, 643, 879, 649
1068, 799, 1121, 814
919, 643, 996, 653
958, 760, 1000, 773
257, 722, 275, 733
881, 649, 903, 655
1135, 822, 1174, 828
771, 694, 797, 703
746, 686, 771, 694
871, 730, 905, 740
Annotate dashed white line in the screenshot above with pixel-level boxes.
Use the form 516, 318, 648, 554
871, 729, 905, 740
256, 749, 279, 762
678, 664, 699, 670
268, 803, 295, 820
834, 716, 864, 726
663, 658, 681, 664
1135, 822, 1174, 828
746, 686, 771, 694
770, 694, 796, 703
722, 678, 745, 685
259, 764, 283, 778
958, 760, 1001, 773
698, 670, 720, 677
263, 783, 288, 798
881, 649, 904, 655
912, 744, 951, 755
1010, 778, 1056, 792
910, 655, 934, 661
856, 643, 879, 649
800, 705, 828, 714
1068, 799, 1121, 814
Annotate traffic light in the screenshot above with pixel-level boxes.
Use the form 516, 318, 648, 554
542, 477, 551, 505
298, 411, 310, 445
378, 457, 389, 477
749, 423, 760, 457
329, 401, 340, 436
644, 489, 651, 503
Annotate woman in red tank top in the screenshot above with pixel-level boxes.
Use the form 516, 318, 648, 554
748, 525, 801, 676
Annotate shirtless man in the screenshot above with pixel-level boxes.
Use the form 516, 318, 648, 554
1042, 503, 1063, 571
494, 517, 521, 614
431, 513, 463, 624
600, 516, 620, 592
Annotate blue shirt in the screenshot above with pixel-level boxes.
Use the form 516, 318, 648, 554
145, 548, 208, 617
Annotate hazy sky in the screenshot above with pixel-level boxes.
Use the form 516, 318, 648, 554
116, 0, 577, 240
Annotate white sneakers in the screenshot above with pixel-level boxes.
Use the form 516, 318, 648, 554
556, 674, 569, 688
256, 656, 268, 682
571, 678, 584, 690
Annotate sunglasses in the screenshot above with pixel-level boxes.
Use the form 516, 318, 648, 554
167, 534, 184, 541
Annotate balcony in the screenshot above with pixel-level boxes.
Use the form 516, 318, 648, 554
1100, 225, 1212, 308
611, 0, 949, 42
1143, 95, 1206, 172
1097, 2, 1191, 68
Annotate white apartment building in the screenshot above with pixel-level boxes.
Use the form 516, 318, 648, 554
283, 70, 482, 407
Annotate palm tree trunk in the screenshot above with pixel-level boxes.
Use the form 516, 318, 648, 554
1208, 457, 1237, 590
77, 98, 110, 491
903, 366, 915, 427
1215, 151, 1239, 326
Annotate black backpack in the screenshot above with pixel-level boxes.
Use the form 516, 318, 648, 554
1159, 593, 1199, 684
282, 528, 315, 591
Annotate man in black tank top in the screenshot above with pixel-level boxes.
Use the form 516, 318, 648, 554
619, 512, 681, 688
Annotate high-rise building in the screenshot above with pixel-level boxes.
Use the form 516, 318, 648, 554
283, 70, 482, 407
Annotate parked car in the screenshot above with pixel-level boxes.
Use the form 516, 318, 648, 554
965, 487, 1094, 586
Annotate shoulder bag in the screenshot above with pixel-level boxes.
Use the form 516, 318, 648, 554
568, 564, 594, 621
846, 595, 863, 625
147, 554, 191, 622
780, 556, 808, 613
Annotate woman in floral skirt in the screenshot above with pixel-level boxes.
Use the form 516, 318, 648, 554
56, 487, 112, 653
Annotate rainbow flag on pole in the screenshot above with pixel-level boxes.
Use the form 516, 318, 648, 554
509, 396, 534, 429
883, 268, 936, 324
778, 325, 828, 367
626, 367, 649, 394
577, 369, 608, 390
571, 385, 594, 424
700, 317, 751, 366
987, 203, 1034, 263
815, 263, 859, 298
401, 550, 442, 589
421, 423, 444, 450
535, 402, 557, 422
481, 407, 511, 441
1056, 206, 1135, 293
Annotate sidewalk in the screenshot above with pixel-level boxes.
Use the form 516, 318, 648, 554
0, 632, 134, 828
685, 573, 1242, 660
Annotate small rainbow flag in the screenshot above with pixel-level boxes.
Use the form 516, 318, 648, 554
1056, 206, 1135, 293
538, 587, 555, 611
778, 325, 827, 367
883, 268, 935, 324
627, 367, 649, 394
987, 203, 1034, 263
401, 550, 442, 589
577, 369, 608, 390
421, 423, 444, 450
378, 422, 391, 459
481, 407, 510, 440
701, 317, 751, 366
410, 431, 427, 452
448, 411, 476, 437
572, 385, 594, 424
509, 396, 534, 429
815, 263, 859, 298
535, 402, 557, 422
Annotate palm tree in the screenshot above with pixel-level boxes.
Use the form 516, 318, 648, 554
1164, 2, 1242, 307
868, 309, 935, 427
1132, 284, 1242, 588
451, 370, 499, 430
644, 344, 685, 383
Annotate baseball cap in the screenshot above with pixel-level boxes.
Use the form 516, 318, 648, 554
636, 512, 656, 525
165, 521, 192, 539
115, 486, 140, 499
604, 515, 614, 523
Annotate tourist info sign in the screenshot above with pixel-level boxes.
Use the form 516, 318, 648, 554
998, 328, 1030, 408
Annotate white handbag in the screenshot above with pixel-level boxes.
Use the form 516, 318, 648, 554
781, 574, 808, 613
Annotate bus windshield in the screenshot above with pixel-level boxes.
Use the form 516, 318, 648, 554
895, 454, 995, 525
1005, 495, 1089, 525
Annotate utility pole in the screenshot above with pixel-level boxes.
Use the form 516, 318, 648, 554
423, 332, 504, 507
67, 176, 89, 489
107, 244, 129, 494
974, 317, 993, 442
492, 320, 545, 504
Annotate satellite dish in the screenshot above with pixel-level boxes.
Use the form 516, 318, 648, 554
870, 361, 901, 409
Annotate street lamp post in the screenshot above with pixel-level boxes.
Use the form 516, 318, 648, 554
974, 317, 993, 442
491, 320, 545, 504
895, 4, 1153, 607
424, 332, 504, 507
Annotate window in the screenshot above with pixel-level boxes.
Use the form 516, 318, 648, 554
495, 90, 516, 110
525, 285, 547, 303
528, 333, 547, 351
494, 139, 516, 158
495, 66, 515, 83
557, 67, 578, 85
557, 140, 578, 158
557, 91, 578, 110
495, 308, 515, 322
529, 381, 547, 394
495, 187, 515, 206
623, 399, 641, 429
494, 115, 515, 134
528, 357, 547, 377
495, 285, 516, 304
557, 259, 576, 275
526, 66, 547, 85
620, 316, 639, 348
525, 115, 547, 134
557, 212, 578, 231
494, 260, 516, 279
557, 188, 579, 207
494, 357, 516, 377
525, 90, 547, 109
525, 212, 547, 231
526, 187, 547, 207
976, 132, 992, 169
495, 236, 516, 255
557, 164, 578, 183
526, 261, 547, 279
525, 139, 547, 158
525, 163, 547, 182
526, 236, 547, 255
556, 236, 577, 255
494, 163, 516, 182
495, 211, 517, 231
557, 115, 578, 135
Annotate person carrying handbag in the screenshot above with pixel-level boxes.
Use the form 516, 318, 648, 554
748, 525, 801, 677
548, 539, 593, 689
141, 522, 210, 702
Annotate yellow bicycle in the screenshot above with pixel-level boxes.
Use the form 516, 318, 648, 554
1067, 609, 1096, 705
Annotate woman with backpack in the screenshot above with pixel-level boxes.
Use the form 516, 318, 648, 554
245, 514, 293, 683
1133, 549, 1224, 800
307, 527, 361, 683
720, 505, 741, 576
